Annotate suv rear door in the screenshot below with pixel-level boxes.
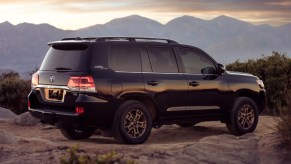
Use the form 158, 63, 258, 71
36, 42, 91, 107
39, 42, 91, 86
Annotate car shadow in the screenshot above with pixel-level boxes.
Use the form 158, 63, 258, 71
78, 122, 229, 145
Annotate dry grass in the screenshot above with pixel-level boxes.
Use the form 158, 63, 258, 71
277, 91, 291, 160
278, 111, 291, 149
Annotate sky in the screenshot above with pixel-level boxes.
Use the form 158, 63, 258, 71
0, 0, 290, 30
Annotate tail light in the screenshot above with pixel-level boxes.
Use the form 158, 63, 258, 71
28, 101, 31, 109
75, 107, 84, 115
31, 73, 39, 88
67, 76, 96, 92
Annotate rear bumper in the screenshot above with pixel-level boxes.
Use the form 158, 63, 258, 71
29, 108, 79, 126
28, 90, 120, 129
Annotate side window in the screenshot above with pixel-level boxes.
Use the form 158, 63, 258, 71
178, 48, 216, 74
140, 47, 152, 72
109, 45, 141, 72
147, 47, 178, 73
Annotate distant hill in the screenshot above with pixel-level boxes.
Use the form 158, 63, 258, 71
0, 15, 290, 73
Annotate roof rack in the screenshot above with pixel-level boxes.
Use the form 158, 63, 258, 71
62, 37, 98, 41
61, 37, 178, 44
96, 37, 178, 43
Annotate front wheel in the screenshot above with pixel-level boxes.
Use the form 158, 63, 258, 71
226, 97, 259, 136
60, 127, 95, 140
114, 100, 152, 144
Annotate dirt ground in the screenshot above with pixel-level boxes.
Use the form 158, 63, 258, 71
0, 116, 289, 164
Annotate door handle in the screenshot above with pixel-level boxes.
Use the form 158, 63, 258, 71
147, 81, 159, 86
189, 81, 199, 87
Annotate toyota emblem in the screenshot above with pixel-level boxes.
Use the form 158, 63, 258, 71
49, 75, 55, 83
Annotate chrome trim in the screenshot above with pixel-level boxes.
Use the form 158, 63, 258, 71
36, 84, 70, 90
115, 71, 184, 74
142, 72, 183, 75
183, 73, 219, 76
167, 106, 220, 112
114, 71, 142, 74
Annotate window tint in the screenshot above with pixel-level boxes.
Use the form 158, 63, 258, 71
140, 47, 152, 72
109, 46, 141, 72
178, 48, 216, 74
147, 47, 178, 73
40, 44, 89, 71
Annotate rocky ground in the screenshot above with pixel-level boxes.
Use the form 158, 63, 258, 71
0, 107, 289, 164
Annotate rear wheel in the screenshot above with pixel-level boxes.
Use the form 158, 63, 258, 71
227, 97, 258, 136
114, 100, 152, 144
60, 127, 95, 140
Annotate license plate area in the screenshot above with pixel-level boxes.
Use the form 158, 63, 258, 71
44, 89, 66, 102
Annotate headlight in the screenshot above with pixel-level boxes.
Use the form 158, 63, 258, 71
256, 79, 264, 88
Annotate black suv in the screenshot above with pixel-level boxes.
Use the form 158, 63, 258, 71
29, 37, 266, 144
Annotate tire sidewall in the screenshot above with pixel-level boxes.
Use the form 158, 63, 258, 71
233, 97, 259, 134
115, 100, 152, 144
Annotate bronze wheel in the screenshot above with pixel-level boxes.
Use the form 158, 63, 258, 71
238, 104, 255, 130
114, 100, 152, 144
124, 109, 147, 138
227, 97, 259, 136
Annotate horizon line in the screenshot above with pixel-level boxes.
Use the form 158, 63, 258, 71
0, 14, 289, 31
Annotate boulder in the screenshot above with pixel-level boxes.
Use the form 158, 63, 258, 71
0, 107, 17, 122
14, 112, 40, 126
0, 129, 18, 144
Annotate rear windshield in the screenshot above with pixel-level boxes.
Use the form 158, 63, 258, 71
40, 44, 90, 71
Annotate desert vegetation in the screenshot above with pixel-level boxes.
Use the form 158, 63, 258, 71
0, 72, 30, 114
60, 145, 135, 164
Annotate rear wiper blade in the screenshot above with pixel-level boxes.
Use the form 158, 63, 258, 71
54, 67, 72, 71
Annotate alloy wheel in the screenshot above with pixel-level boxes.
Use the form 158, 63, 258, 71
238, 104, 255, 130
124, 109, 147, 138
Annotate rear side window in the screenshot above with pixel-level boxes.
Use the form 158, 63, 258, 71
109, 45, 141, 72
40, 44, 90, 71
147, 47, 178, 73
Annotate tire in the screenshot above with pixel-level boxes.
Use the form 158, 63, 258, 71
177, 123, 195, 128
226, 97, 259, 136
114, 100, 152, 144
60, 127, 95, 140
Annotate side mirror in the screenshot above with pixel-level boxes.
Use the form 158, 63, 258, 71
201, 67, 216, 74
217, 63, 225, 74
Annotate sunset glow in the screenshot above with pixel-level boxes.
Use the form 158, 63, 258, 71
0, 0, 290, 30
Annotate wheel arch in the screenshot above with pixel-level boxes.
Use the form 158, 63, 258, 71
119, 92, 158, 120
235, 89, 266, 114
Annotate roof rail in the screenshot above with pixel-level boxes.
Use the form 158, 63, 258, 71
96, 37, 178, 43
61, 37, 97, 41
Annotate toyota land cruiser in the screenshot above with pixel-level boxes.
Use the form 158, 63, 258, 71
28, 37, 266, 144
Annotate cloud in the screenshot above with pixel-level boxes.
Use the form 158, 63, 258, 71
0, 0, 290, 29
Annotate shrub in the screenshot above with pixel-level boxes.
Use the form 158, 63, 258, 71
60, 145, 135, 164
0, 72, 30, 114
277, 90, 291, 151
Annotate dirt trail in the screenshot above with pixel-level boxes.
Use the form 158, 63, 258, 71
0, 116, 287, 164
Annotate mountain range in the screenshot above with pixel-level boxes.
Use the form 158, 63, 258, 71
0, 15, 290, 74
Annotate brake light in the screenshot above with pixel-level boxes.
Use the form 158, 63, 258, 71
31, 73, 39, 88
28, 101, 31, 108
67, 76, 96, 92
75, 107, 84, 115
